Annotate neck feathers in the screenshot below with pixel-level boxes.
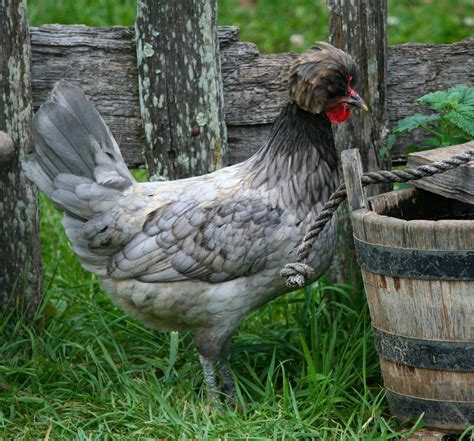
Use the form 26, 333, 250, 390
246, 103, 339, 211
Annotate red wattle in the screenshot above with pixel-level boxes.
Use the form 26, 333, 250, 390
325, 105, 351, 124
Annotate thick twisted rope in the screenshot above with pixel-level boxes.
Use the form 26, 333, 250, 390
280, 150, 474, 288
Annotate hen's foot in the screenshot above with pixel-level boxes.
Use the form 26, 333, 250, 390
219, 357, 235, 398
199, 354, 237, 409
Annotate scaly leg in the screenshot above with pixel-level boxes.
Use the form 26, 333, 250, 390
196, 327, 237, 403
218, 336, 236, 400
218, 356, 235, 398
198, 354, 219, 401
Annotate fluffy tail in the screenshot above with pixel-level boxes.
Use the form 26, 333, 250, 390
24, 81, 136, 274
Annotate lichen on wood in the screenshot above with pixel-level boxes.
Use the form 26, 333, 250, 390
135, 0, 228, 180
0, 0, 42, 321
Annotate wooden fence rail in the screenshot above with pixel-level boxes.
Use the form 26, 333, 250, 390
31, 25, 473, 168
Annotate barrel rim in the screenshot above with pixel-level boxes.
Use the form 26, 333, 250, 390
352, 188, 474, 251
353, 188, 474, 231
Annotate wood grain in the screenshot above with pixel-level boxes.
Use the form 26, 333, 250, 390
354, 188, 474, 249
135, 0, 227, 180
407, 142, 474, 205
0, 0, 43, 320
341, 149, 368, 212
363, 272, 473, 341
352, 187, 473, 433
388, 42, 474, 159
29, 25, 474, 168
380, 359, 473, 402
352, 188, 473, 341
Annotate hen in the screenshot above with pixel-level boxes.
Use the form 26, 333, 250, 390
24, 43, 367, 399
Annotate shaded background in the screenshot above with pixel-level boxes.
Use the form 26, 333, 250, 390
29, 0, 474, 53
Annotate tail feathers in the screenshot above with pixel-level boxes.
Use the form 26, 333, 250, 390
33, 101, 97, 180
50, 81, 128, 169
24, 80, 135, 221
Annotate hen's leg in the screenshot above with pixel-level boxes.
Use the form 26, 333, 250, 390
198, 355, 219, 400
195, 329, 222, 400
218, 337, 235, 398
219, 359, 235, 397
196, 327, 236, 401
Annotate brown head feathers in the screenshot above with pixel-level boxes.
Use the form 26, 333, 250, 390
288, 42, 358, 114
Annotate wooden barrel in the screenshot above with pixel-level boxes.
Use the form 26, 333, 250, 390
352, 187, 474, 432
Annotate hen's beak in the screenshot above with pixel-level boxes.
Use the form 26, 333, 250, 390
347, 92, 369, 111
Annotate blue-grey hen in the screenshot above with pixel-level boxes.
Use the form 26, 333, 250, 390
24, 43, 367, 399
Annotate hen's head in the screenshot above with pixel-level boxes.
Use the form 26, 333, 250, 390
288, 42, 368, 124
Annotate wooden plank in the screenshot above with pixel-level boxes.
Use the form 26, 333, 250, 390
30, 25, 144, 167
29, 25, 242, 169
135, 0, 227, 180
0, 0, 43, 321
29, 25, 474, 168
353, 187, 474, 435
354, 188, 474, 245
363, 272, 473, 341
380, 359, 473, 402
341, 149, 368, 212
407, 142, 474, 205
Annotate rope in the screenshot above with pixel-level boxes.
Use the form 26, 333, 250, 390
280, 150, 474, 288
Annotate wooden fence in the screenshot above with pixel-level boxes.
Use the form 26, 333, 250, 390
30, 26, 474, 168
1, 0, 473, 319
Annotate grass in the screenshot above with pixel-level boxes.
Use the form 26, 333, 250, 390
2, 0, 474, 439
1, 197, 426, 439
27, 0, 474, 53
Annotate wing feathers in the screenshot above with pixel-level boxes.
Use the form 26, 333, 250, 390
107, 195, 283, 284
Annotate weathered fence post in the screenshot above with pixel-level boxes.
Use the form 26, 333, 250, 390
135, 0, 228, 180
326, 0, 391, 285
328, 0, 390, 184
0, 0, 42, 321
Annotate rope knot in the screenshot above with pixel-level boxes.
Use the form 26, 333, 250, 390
280, 149, 473, 286
280, 262, 315, 288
